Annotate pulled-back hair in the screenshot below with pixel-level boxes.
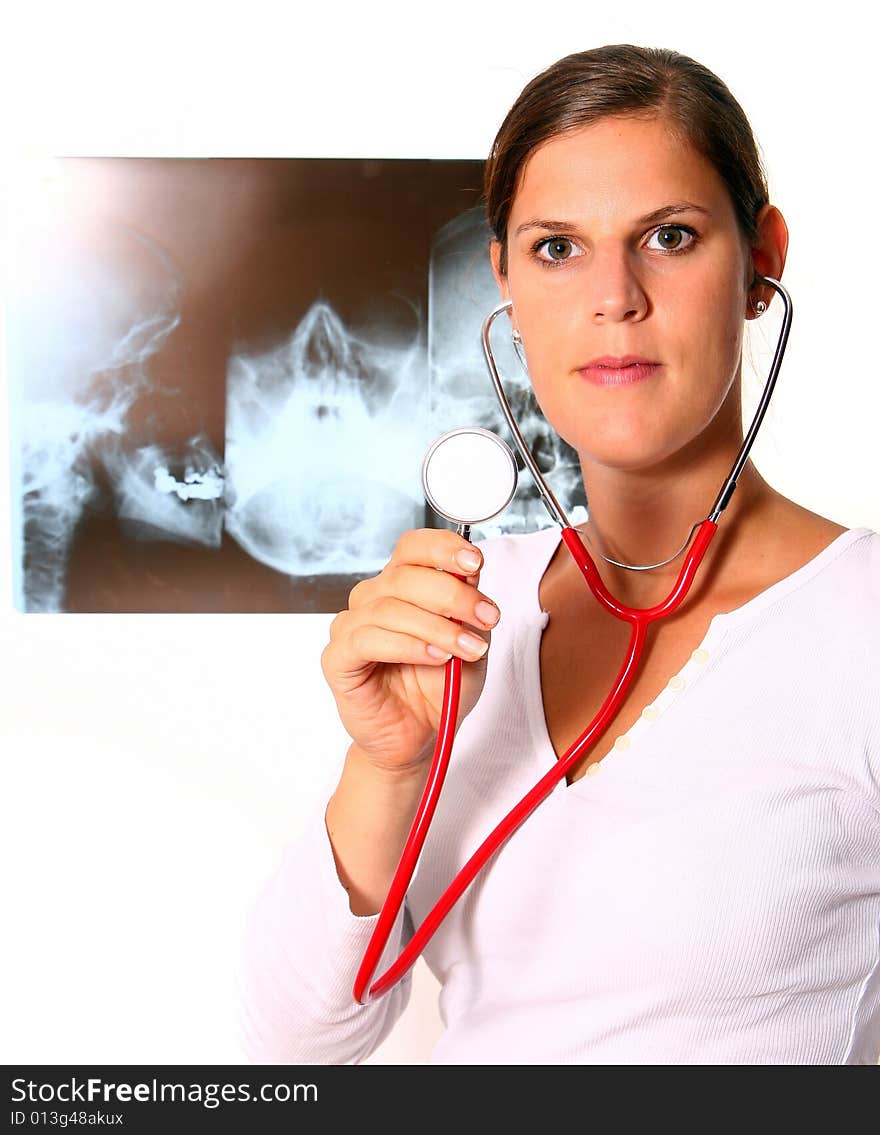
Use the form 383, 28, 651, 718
484, 45, 769, 274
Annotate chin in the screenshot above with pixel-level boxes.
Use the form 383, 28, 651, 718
581, 431, 701, 476
567, 420, 666, 465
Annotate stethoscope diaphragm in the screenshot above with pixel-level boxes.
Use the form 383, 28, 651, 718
421, 427, 518, 527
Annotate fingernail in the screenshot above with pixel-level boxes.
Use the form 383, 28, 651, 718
456, 549, 481, 572
458, 632, 489, 657
475, 600, 499, 626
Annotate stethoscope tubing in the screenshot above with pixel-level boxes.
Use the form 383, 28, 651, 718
354, 277, 790, 1003
354, 521, 717, 1003
353, 644, 464, 1003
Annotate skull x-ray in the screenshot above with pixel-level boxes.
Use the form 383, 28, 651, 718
7, 158, 585, 613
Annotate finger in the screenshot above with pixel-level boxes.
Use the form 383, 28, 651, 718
327, 614, 491, 678
366, 594, 492, 660
377, 562, 499, 632
389, 528, 484, 577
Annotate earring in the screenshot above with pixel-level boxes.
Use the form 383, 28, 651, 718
512, 328, 528, 370
752, 298, 767, 316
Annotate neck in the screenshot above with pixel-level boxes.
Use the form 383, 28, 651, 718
573, 418, 776, 609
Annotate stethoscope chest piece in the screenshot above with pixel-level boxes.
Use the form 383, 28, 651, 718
421, 427, 518, 527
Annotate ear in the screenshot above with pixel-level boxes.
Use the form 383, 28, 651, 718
489, 240, 511, 301
489, 240, 517, 333
747, 204, 789, 318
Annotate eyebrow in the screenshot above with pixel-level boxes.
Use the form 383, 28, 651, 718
513, 201, 712, 238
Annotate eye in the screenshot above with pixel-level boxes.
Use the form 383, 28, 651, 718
645, 225, 697, 253
533, 236, 584, 263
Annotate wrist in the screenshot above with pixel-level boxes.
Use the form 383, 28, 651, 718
326, 744, 431, 916
345, 741, 433, 788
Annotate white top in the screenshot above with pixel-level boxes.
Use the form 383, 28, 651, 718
238, 525, 880, 1065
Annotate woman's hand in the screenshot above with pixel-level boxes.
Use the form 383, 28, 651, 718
320, 528, 499, 775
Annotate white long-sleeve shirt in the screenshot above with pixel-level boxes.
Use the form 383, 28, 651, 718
238, 524, 880, 1065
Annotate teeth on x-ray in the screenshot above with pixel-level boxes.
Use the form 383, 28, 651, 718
153, 464, 225, 503
105, 437, 227, 548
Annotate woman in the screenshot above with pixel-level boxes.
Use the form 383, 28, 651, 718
238, 45, 880, 1064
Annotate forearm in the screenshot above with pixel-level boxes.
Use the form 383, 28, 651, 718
238, 801, 413, 1065
325, 742, 431, 915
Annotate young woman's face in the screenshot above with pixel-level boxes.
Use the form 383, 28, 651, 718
492, 115, 755, 472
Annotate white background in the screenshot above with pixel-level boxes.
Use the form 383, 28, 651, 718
1, 0, 877, 1065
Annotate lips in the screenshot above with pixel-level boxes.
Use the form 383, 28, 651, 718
579, 357, 662, 387
583, 355, 659, 368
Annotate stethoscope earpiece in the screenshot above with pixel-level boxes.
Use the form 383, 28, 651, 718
482, 278, 792, 534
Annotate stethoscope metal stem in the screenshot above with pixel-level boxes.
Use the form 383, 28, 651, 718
480, 305, 571, 530
481, 275, 792, 563
709, 276, 793, 521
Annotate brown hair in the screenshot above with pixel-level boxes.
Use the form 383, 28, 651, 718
484, 44, 769, 275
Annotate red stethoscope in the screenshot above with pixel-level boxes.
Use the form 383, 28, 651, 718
354, 275, 792, 1003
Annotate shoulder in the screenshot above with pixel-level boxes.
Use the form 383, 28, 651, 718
813, 527, 880, 611
755, 526, 879, 626
742, 526, 880, 696
743, 494, 879, 628
833, 528, 880, 646
472, 525, 560, 613
473, 524, 560, 568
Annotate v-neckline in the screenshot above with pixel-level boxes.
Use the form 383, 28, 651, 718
518, 524, 872, 790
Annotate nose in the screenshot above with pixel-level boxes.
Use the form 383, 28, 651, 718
587, 244, 649, 323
